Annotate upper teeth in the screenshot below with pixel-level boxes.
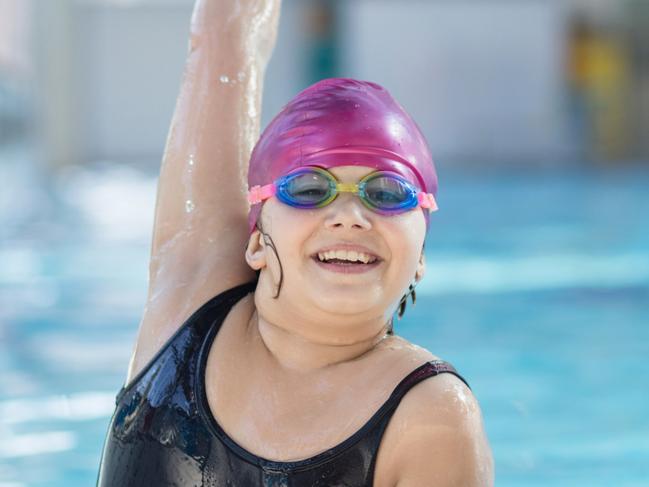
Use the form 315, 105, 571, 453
317, 250, 377, 264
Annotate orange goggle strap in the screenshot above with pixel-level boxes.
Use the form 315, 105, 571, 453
417, 192, 438, 211
248, 184, 277, 205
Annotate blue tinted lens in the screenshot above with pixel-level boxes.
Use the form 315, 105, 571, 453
362, 175, 417, 211
277, 170, 334, 207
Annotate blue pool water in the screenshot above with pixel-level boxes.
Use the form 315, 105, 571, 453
1, 154, 647, 486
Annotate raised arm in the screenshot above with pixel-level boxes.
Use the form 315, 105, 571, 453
126, 0, 281, 384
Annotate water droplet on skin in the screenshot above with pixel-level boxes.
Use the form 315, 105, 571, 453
237, 71, 246, 82
219, 74, 230, 84
189, 34, 199, 52
185, 200, 195, 213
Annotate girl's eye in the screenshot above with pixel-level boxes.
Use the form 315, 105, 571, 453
372, 190, 402, 203
365, 177, 410, 206
294, 186, 328, 197
286, 174, 331, 201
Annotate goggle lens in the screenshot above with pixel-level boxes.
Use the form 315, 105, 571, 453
362, 175, 417, 212
277, 170, 335, 207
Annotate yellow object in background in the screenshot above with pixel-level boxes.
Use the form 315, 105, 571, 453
568, 17, 633, 162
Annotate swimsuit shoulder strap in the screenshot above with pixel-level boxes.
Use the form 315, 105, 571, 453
379, 359, 471, 417
349, 358, 472, 445
398, 359, 471, 393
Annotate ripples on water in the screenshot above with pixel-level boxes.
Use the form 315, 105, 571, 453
1, 148, 647, 486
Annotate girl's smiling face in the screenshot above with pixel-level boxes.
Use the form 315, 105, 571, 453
246, 165, 427, 321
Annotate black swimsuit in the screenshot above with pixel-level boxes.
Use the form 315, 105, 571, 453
96, 281, 470, 486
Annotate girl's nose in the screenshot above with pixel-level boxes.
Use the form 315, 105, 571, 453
323, 193, 372, 230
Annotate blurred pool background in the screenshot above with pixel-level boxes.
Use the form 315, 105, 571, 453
1, 1, 648, 486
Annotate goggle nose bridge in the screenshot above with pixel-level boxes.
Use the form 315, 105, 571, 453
335, 182, 361, 194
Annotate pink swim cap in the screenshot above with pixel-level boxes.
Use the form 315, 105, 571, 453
247, 77, 438, 233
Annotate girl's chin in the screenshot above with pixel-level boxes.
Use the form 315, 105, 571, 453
303, 278, 382, 312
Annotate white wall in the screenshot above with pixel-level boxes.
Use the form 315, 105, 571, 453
339, 0, 571, 164
32, 0, 307, 168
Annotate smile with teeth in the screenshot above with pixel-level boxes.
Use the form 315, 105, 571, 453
316, 249, 378, 264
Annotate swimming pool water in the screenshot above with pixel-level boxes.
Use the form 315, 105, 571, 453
1, 159, 647, 486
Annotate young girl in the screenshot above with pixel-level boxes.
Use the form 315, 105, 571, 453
97, 1, 493, 485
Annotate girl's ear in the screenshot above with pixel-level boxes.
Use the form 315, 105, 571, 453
244, 228, 267, 271
415, 249, 426, 282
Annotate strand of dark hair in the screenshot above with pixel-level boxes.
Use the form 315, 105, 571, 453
255, 221, 284, 299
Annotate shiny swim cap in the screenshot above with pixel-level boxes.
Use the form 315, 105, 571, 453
247, 77, 438, 233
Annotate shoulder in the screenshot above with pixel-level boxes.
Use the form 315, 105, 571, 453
387, 358, 494, 487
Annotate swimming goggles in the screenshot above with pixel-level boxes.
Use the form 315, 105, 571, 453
247, 166, 438, 215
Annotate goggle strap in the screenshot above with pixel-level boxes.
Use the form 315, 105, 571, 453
418, 192, 438, 211
248, 184, 276, 204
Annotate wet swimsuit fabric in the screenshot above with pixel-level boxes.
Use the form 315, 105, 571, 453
96, 281, 471, 487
